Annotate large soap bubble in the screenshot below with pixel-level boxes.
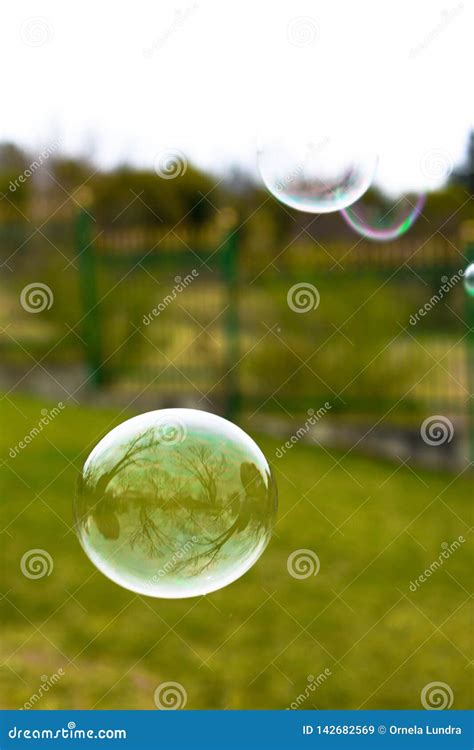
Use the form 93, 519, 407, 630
74, 409, 277, 598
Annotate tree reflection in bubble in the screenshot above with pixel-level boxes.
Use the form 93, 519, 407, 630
74, 409, 277, 598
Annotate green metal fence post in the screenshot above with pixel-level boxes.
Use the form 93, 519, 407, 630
76, 208, 104, 386
463, 231, 474, 464
221, 227, 241, 421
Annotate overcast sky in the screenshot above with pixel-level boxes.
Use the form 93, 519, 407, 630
1, 0, 473, 193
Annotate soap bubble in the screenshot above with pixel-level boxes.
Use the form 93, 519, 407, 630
338, 126, 455, 242
74, 409, 277, 598
341, 189, 426, 241
464, 263, 474, 297
257, 117, 377, 214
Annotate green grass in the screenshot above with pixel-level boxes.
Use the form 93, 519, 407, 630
0, 393, 472, 710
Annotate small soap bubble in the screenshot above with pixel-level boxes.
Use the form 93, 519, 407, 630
341, 190, 426, 241
463, 263, 474, 297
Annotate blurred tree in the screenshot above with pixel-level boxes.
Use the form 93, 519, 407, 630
0, 137, 471, 237
0, 143, 32, 220
0, 143, 29, 172
92, 163, 217, 228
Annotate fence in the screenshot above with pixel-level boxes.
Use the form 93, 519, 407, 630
76, 210, 240, 415
0, 210, 473, 455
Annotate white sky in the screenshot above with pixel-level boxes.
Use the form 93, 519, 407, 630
1, 0, 473, 193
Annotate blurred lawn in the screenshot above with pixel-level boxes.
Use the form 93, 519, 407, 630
0, 393, 472, 710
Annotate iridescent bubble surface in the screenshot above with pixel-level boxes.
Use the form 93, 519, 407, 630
257, 125, 377, 214
341, 190, 426, 241
463, 263, 474, 297
74, 409, 277, 598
